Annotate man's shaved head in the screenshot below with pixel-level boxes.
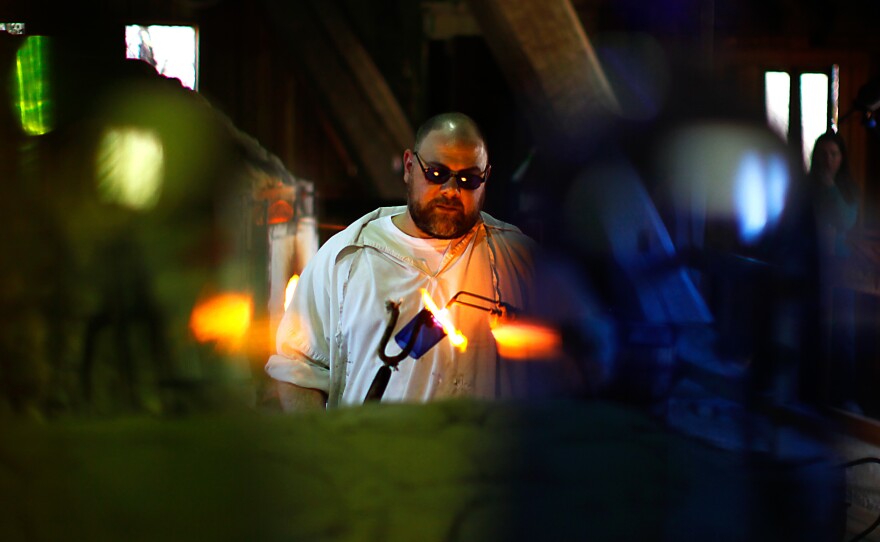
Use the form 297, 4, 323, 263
413, 112, 486, 153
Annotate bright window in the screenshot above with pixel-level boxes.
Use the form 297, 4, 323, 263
764, 67, 838, 171
125, 25, 198, 90
800, 73, 829, 171
765, 71, 790, 141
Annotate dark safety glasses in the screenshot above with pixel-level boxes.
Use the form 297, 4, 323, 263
414, 152, 491, 190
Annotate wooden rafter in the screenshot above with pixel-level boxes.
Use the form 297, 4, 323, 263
465, 0, 620, 142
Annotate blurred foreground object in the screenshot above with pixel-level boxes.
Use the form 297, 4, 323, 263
0, 399, 845, 541
0, 41, 316, 417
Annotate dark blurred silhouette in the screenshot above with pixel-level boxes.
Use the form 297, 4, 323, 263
808, 131, 862, 413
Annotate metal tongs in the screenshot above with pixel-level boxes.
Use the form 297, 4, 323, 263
363, 291, 517, 402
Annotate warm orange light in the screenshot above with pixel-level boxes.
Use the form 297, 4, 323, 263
283, 274, 299, 311
267, 199, 294, 225
420, 288, 467, 351
491, 321, 562, 360
189, 292, 253, 352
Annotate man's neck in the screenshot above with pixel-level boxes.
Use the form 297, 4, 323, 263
392, 212, 432, 239
391, 210, 482, 240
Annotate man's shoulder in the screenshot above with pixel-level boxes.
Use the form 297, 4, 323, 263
480, 212, 533, 244
352, 206, 407, 229
317, 206, 406, 258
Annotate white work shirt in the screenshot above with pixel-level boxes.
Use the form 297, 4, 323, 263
265, 206, 535, 407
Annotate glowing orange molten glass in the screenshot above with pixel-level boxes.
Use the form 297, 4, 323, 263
283, 274, 299, 311
491, 321, 562, 360
189, 293, 253, 352
267, 199, 294, 225
420, 288, 467, 352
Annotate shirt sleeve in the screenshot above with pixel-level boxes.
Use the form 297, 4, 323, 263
485, 226, 537, 311
264, 243, 336, 393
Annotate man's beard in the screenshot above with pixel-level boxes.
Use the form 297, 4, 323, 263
408, 190, 483, 239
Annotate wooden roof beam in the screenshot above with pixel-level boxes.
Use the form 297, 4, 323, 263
465, 0, 620, 144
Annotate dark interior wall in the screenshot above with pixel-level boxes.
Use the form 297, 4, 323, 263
196, 1, 385, 231
340, 0, 424, 123
197, 2, 348, 189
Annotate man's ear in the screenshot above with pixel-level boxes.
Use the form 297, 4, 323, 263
402, 149, 414, 183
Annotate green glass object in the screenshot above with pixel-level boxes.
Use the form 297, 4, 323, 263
13, 35, 53, 136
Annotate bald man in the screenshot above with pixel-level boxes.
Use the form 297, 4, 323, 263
266, 112, 536, 410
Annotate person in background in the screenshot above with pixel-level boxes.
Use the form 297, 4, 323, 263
809, 131, 859, 257
809, 130, 861, 412
265, 112, 588, 411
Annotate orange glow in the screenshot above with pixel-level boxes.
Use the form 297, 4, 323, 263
491, 321, 562, 360
267, 199, 294, 225
420, 288, 467, 351
283, 274, 299, 311
189, 293, 253, 352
